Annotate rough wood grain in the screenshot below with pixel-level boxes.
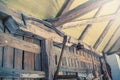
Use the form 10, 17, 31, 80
0, 33, 40, 53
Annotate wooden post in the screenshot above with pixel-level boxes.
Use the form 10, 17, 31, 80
41, 39, 55, 80
53, 36, 67, 80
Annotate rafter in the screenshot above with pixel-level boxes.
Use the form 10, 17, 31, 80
103, 25, 120, 52
51, 0, 111, 27
107, 37, 120, 53
78, 24, 91, 40
56, 0, 74, 17
78, 7, 103, 40
62, 13, 120, 29
93, 7, 120, 49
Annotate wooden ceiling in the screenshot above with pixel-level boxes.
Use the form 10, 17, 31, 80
0, 0, 120, 54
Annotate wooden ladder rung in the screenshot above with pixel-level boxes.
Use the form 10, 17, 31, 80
0, 67, 45, 78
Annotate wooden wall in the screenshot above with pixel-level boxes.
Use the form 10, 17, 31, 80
0, 19, 43, 79
0, 18, 101, 80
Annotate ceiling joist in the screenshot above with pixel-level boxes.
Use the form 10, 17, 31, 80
51, 0, 112, 27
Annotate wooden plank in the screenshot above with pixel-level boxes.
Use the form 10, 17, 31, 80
0, 33, 40, 53
14, 35, 23, 80
0, 67, 45, 78
34, 39, 41, 71
62, 13, 120, 29
14, 35, 23, 70
23, 37, 35, 80
2, 28, 14, 80
23, 37, 34, 70
51, 0, 111, 27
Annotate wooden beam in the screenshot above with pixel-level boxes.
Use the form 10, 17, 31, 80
93, 20, 113, 49
103, 25, 120, 52
107, 37, 120, 53
78, 24, 91, 40
93, 7, 120, 49
52, 0, 111, 27
62, 13, 120, 29
24, 16, 65, 37
0, 67, 45, 78
78, 7, 103, 40
0, 33, 40, 54
56, 0, 74, 17
53, 36, 67, 80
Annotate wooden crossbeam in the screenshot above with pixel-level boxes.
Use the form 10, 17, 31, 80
52, 0, 111, 27
0, 67, 45, 78
0, 33, 40, 53
62, 13, 120, 29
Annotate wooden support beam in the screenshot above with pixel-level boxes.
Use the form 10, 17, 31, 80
56, 0, 74, 17
53, 36, 67, 80
0, 33, 40, 53
52, 0, 111, 27
62, 13, 120, 29
78, 24, 91, 40
0, 67, 45, 78
103, 25, 120, 52
56, 75, 77, 79
93, 7, 120, 49
107, 37, 120, 53
24, 16, 65, 37
93, 20, 113, 49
